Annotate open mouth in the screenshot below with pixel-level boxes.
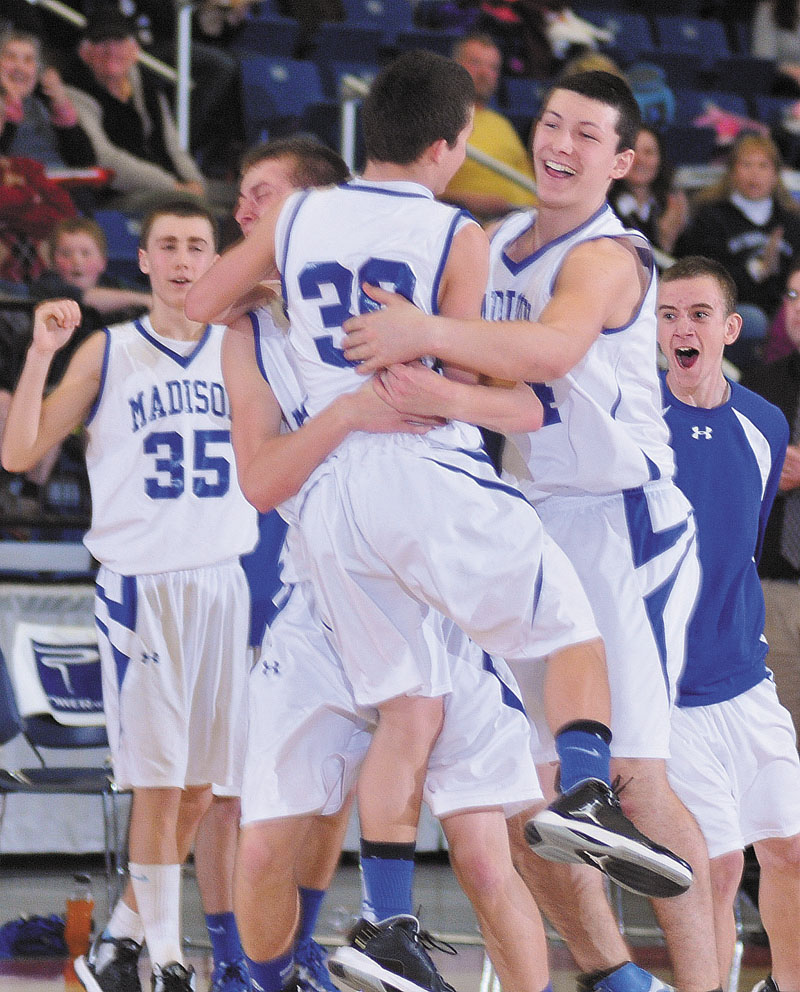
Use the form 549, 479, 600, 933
544, 160, 576, 178
675, 347, 699, 370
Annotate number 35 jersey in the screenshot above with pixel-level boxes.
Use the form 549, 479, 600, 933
276, 178, 479, 450
83, 317, 257, 574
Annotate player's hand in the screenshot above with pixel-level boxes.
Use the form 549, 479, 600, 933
31, 299, 82, 355
780, 443, 800, 491
343, 284, 433, 373
345, 376, 444, 435
373, 362, 450, 419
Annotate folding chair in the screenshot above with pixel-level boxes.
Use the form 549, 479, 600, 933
0, 639, 128, 908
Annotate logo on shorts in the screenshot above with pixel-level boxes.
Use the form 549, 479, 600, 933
691, 425, 713, 440
261, 659, 281, 676
140, 650, 160, 665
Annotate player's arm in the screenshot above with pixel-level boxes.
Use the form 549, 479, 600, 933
223, 317, 440, 513
342, 237, 642, 382
1, 300, 104, 473
186, 197, 287, 323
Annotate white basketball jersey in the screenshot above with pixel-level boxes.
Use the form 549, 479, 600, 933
490, 204, 675, 501
276, 178, 481, 452
84, 316, 257, 573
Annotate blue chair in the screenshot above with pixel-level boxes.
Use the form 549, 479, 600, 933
318, 58, 380, 100
502, 76, 544, 120
231, 15, 301, 57
660, 123, 717, 165
627, 50, 707, 90
654, 15, 731, 56
341, 0, 414, 40
239, 54, 327, 142
0, 645, 127, 905
393, 27, 462, 57
711, 55, 776, 96
311, 22, 386, 62
93, 210, 145, 288
753, 94, 796, 128
576, 11, 655, 61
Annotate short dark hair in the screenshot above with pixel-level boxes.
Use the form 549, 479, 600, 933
543, 70, 641, 152
83, 12, 137, 43
452, 32, 501, 61
363, 49, 474, 166
660, 256, 738, 316
239, 137, 350, 189
49, 217, 108, 260
139, 200, 218, 250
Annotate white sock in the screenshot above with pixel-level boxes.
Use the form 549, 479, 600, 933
106, 897, 146, 945
128, 862, 183, 968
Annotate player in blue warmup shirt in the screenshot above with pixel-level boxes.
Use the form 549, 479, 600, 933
658, 256, 800, 992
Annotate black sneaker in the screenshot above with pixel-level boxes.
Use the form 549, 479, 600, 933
525, 778, 694, 898
751, 978, 780, 992
327, 916, 456, 992
151, 963, 197, 992
75, 934, 143, 992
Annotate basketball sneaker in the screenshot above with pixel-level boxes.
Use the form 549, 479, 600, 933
296, 938, 340, 992
211, 958, 252, 992
327, 915, 456, 992
151, 962, 197, 992
577, 963, 674, 992
525, 778, 693, 898
75, 933, 143, 992
751, 978, 780, 992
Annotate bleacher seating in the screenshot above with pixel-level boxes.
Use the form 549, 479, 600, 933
575, 10, 656, 62
239, 54, 327, 142
653, 14, 731, 56
231, 14, 301, 57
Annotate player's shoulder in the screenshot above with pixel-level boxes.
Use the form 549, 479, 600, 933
730, 378, 790, 442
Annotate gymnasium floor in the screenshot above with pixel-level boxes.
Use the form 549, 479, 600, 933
0, 854, 772, 992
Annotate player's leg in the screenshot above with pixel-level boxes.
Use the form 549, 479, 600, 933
753, 834, 800, 991
442, 808, 551, 992
706, 851, 744, 986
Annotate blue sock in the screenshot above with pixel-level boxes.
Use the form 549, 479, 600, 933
206, 911, 244, 969
296, 887, 325, 947
555, 721, 612, 792
246, 949, 294, 992
359, 839, 415, 921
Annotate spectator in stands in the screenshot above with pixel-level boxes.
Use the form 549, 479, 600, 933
0, 28, 94, 169
675, 133, 800, 370
753, 1, 800, 95
609, 125, 689, 255
444, 31, 537, 221
62, 12, 207, 212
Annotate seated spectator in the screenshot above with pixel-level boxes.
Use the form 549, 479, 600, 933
0, 216, 148, 521
0, 28, 95, 168
609, 125, 689, 255
444, 31, 537, 221
62, 13, 208, 212
675, 133, 800, 370
0, 153, 76, 284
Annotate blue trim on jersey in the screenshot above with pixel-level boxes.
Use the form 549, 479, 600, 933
342, 180, 434, 200
643, 452, 661, 482
85, 327, 111, 426
453, 445, 494, 467
481, 651, 527, 714
643, 534, 696, 704
279, 189, 312, 305
421, 456, 531, 503
431, 210, 471, 315
610, 387, 622, 419
601, 234, 655, 336
249, 310, 271, 385
500, 203, 610, 276
623, 486, 690, 568
133, 319, 212, 368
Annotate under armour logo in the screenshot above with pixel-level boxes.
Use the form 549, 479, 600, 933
691, 426, 713, 439
261, 659, 281, 676
141, 650, 160, 665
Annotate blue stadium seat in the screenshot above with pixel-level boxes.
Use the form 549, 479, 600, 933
660, 124, 717, 165
502, 76, 545, 119
654, 15, 730, 56
341, 0, 414, 39
93, 210, 145, 287
239, 54, 326, 141
393, 27, 462, 57
318, 58, 380, 100
627, 50, 707, 90
711, 55, 776, 95
575, 11, 655, 61
231, 15, 300, 57
753, 94, 796, 128
311, 22, 386, 62
673, 88, 749, 125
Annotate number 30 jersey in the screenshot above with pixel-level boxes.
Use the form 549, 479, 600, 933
276, 178, 480, 450
83, 316, 257, 574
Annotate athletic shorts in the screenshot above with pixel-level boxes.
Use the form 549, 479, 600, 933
289, 432, 600, 708
240, 580, 543, 825
530, 479, 700, 760
667, 678, 800, 858
95, 560, 250, 792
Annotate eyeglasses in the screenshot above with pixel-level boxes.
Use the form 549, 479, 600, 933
785, 288, 800, 301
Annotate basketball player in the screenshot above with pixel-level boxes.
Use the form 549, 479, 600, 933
189, 56, 692, 992
339, 71, 719, 992
659, 256, 800, 992
2, 202, 256, 992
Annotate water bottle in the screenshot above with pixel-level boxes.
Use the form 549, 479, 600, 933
64, 873, 94, 959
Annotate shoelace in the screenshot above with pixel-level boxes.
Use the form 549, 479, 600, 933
414, 928, 457, 957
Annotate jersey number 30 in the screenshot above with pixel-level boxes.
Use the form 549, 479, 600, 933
144, 429, 230, 499
298, 258, 416, 368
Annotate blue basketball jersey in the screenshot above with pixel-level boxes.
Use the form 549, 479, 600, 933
662, 374, 789, 705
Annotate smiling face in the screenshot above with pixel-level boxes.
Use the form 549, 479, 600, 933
53, 231, 107, 291
657, 275, 741, 404
0, 38, 39, 102
236, 156, 298, 237
532, 88, 633, 215
138, 214, 217, 309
